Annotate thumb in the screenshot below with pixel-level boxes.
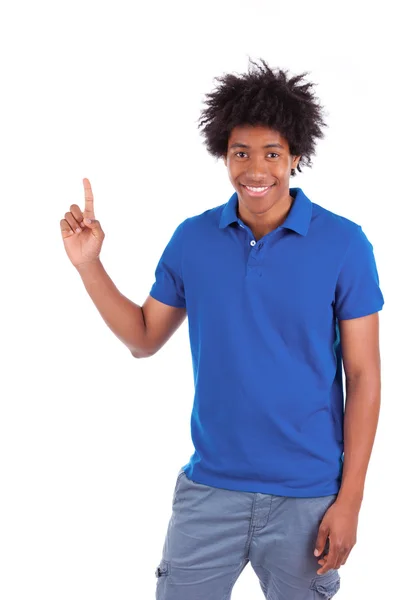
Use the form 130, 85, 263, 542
83, 217, 103, 238
314, 525, 329, 556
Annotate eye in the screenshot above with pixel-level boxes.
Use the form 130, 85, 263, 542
235, 152, 248, 158
268, 153, 279, 158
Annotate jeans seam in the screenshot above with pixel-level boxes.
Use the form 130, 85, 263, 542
265, 494, 273, 527
172, 470, 185, 507
221, 560, 247, 600
243, 495, 257, 559
252, 494, 274, 534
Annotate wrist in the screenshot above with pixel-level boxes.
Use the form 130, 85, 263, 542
336, 488, 364, 512
75, 258, 102, 276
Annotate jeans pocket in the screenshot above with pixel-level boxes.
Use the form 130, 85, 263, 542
172, 469, 186, 507
310, 569, 340, 599
155, 559, 170, 578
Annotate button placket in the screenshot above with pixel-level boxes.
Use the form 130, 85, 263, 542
248, 241, 261, 277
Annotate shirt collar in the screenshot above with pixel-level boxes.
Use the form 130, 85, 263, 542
219, 187, 312, 236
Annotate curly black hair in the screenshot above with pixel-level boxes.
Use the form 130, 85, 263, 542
198, 58, 328, 177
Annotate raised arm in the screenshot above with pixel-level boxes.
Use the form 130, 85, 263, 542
60, 178, 186, 358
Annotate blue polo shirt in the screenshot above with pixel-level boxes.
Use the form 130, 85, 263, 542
150, 187, 384, 497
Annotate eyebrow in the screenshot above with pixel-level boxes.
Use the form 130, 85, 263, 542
229, 142, 285, 150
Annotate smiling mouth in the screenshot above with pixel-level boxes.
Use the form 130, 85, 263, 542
241, 184, 275, 197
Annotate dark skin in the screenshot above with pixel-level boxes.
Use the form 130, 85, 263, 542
61, 128, 381, 576
224, 124, 381, 575
312, 312, 381, 574
222, 124, 301, 240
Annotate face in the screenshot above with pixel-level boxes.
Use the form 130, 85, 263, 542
223, 124, 301, 219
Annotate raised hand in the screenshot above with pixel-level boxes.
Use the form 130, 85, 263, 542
60, 178, 105, 269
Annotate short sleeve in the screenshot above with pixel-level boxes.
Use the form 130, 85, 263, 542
149, 220, 186, 308
334, 225, 384, 320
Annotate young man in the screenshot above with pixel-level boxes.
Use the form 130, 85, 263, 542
60, 59, 384, 599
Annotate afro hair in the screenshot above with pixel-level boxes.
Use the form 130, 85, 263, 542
198, 58, 328, 177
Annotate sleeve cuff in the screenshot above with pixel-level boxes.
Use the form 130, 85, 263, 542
336, 302, 384, 320
149, 287, 186, 309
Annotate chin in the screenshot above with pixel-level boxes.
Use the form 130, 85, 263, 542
240, 197, 275, 214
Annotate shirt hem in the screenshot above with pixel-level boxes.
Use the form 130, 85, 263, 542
183, 465, 340, 498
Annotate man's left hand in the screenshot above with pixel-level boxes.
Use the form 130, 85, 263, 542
313, 500, 359, 574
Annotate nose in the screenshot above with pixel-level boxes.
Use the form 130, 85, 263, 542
245, 154, 271, 181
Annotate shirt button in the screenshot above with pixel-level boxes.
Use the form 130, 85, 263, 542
250, 240, 256, 246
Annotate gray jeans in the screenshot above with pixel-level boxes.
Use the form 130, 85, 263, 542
155, 469, 340, 599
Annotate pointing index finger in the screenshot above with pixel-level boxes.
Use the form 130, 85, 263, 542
83, 178, 95, 219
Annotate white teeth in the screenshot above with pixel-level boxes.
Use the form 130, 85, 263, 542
246, 185, 269, 192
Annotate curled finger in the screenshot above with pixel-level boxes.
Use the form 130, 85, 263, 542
60, 218, 74, 238
64, 211, 82, 233
70, 204, 85, 228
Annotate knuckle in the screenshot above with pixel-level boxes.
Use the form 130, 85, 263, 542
320, 525, 329, 533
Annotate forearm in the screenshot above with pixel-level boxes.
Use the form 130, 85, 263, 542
76, 259, 148, 356
336, 372, 381, 510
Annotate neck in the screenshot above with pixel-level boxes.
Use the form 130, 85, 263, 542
238, 192, 294, 240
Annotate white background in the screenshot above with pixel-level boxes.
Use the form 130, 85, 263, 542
1, 1, 398, 598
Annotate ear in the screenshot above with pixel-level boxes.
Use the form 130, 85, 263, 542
222, 154, 227, 166
292, 155, 301, 169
